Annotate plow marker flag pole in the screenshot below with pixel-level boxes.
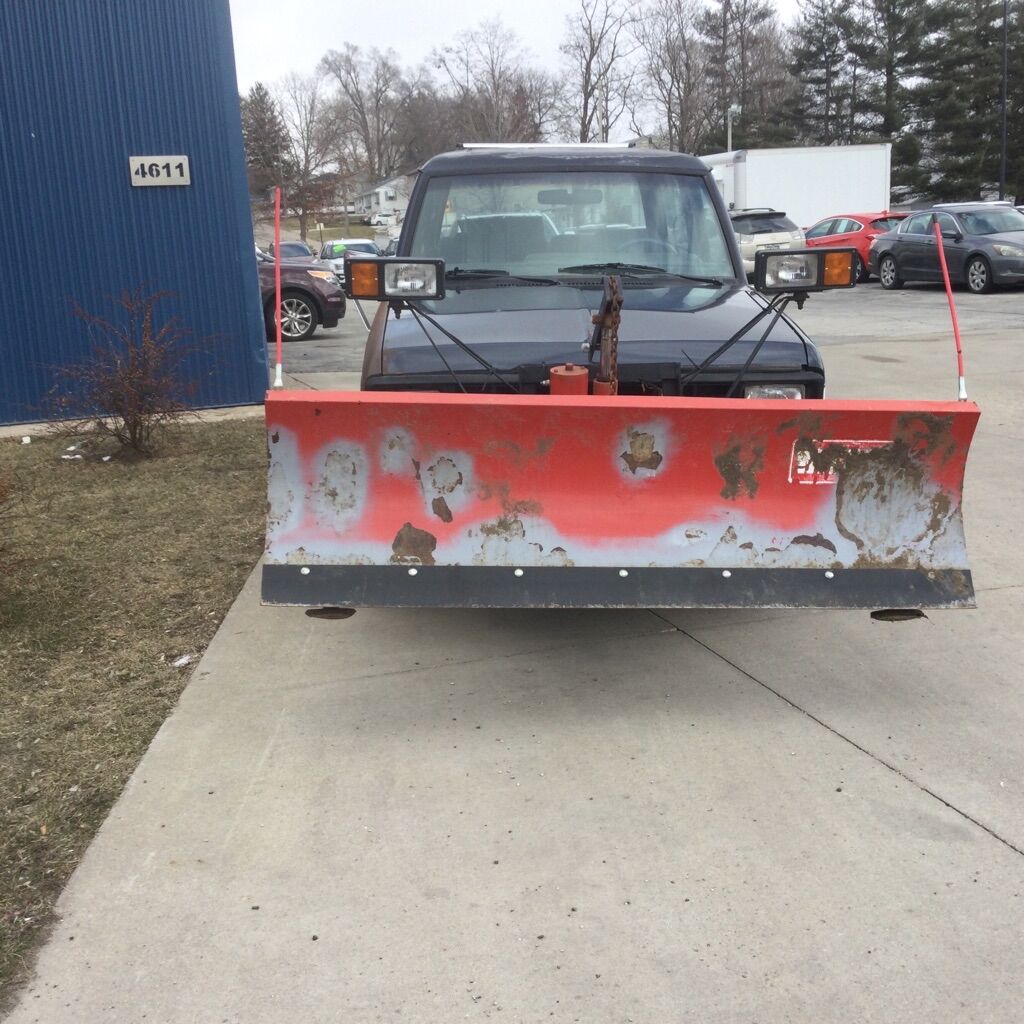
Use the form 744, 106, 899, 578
933, 220, 968, 401
272, 186, 283, 389
262, 390, 980, 610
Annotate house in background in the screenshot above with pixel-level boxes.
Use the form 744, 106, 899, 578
355, 172, 415, 224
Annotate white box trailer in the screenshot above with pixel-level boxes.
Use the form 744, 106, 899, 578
701, 144, 892, 227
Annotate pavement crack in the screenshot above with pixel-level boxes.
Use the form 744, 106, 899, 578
975, 583, 1023, 594
648, 610, 1024, 860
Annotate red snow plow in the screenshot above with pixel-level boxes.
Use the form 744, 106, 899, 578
262, 390, 978, 609
260, 148, 980, 612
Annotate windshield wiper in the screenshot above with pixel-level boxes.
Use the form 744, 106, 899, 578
445, 267, 558, 285
557, 262, 723, 287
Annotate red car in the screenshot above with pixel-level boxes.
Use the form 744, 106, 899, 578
804, 211, 907, 281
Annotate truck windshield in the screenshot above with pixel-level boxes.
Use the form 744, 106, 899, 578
408, 171, 735, 283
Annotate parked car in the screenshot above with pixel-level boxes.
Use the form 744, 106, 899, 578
256, 248, 346, 341
317, 238, 382, 283
728, 208, 805, 277
360, 211, 399, 227
869, 203, 1024, 293
266, 240, 316, 261
804, 211, 906, 281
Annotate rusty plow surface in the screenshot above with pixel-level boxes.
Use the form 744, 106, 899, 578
262, 391, 979, 609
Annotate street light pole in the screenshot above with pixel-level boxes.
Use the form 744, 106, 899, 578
727, 103, 741, 152
999, 0, 1008, 199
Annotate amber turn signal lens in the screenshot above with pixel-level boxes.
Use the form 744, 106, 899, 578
350, 262, 381, 298
823, 251, 854, 286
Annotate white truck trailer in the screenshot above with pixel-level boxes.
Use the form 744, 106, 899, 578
701, 144, 892, 227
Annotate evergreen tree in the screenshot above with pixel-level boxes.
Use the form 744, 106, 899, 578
841, 0, 927, 194
913, 0, 1006, 199
239, 82, 292, 199
698, 0, 780, 150
788, 0, 855, 145
1000, 0, 1023, 199
846, 0, 925, 137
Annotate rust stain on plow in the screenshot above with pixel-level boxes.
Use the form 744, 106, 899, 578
431, 496, 453, 523
798, 437, 960, 566
390, 523, 437, 565
428, 456, 464, 494
896, 413, 958, 462
480, 515, 527, 539
483, 438, 554, 468
791, 533, 838, 554
715, 442, 765, 499
315, 451, 361, 513
620, 431, 663, 474
476, 480, 543, 518
778, 412, 823, 437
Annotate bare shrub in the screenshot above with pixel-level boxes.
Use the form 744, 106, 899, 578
49, 289, 199, 456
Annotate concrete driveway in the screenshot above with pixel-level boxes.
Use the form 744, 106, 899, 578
7, 283, 1024, 1023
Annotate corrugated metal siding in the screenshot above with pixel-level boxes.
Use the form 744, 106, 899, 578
0, 0, 266, 424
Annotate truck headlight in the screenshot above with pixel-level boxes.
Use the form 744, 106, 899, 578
344, 258, 446, 300
744, 384, 805, 399
384, 262, 439, 296
754, 248, 856, 293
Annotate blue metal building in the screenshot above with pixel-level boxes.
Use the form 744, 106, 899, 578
0, 0, 266, 425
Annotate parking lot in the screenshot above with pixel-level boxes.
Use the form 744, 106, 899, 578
9, 282, 1024, 1022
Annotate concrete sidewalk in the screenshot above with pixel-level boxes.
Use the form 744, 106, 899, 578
7, 289, 1024, 1023
8, 574, 1024, 1024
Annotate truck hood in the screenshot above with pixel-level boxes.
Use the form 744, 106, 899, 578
379, 284, 818, 375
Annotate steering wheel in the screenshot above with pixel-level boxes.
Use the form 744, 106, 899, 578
619, 238, 680, 258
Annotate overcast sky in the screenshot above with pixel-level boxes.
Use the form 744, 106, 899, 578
228, 0, 803, 93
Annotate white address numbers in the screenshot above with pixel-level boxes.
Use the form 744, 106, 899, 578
129, 155, 191, 187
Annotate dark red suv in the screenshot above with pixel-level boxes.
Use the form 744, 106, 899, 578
256, 249, 346, 341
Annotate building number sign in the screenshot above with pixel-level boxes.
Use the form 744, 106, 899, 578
129, 155, 191, 186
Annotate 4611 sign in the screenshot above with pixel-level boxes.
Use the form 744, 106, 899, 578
129, 155, 191, 187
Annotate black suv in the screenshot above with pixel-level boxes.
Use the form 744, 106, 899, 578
870, 203, 1024, 293
359, 146, 830, 399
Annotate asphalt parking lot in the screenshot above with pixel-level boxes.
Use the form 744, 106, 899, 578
8, 281, 1024, 1023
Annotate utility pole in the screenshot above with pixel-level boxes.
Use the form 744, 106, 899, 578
727, 104, 741, 152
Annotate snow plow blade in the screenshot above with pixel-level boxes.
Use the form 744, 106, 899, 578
262, 391, 979, 610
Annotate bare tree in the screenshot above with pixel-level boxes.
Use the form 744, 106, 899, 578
559, 0, 638, 142
275, 73, 342, 240
631, 0, 715, 153
320, 45, 406, 182
434, 19, 561, 141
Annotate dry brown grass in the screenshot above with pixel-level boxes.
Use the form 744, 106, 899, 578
0, 418, 266, 1002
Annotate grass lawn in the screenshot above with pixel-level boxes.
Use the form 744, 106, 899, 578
0, 418, 266, 1004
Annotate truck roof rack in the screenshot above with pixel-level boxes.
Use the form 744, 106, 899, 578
459, 142, 638, 150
